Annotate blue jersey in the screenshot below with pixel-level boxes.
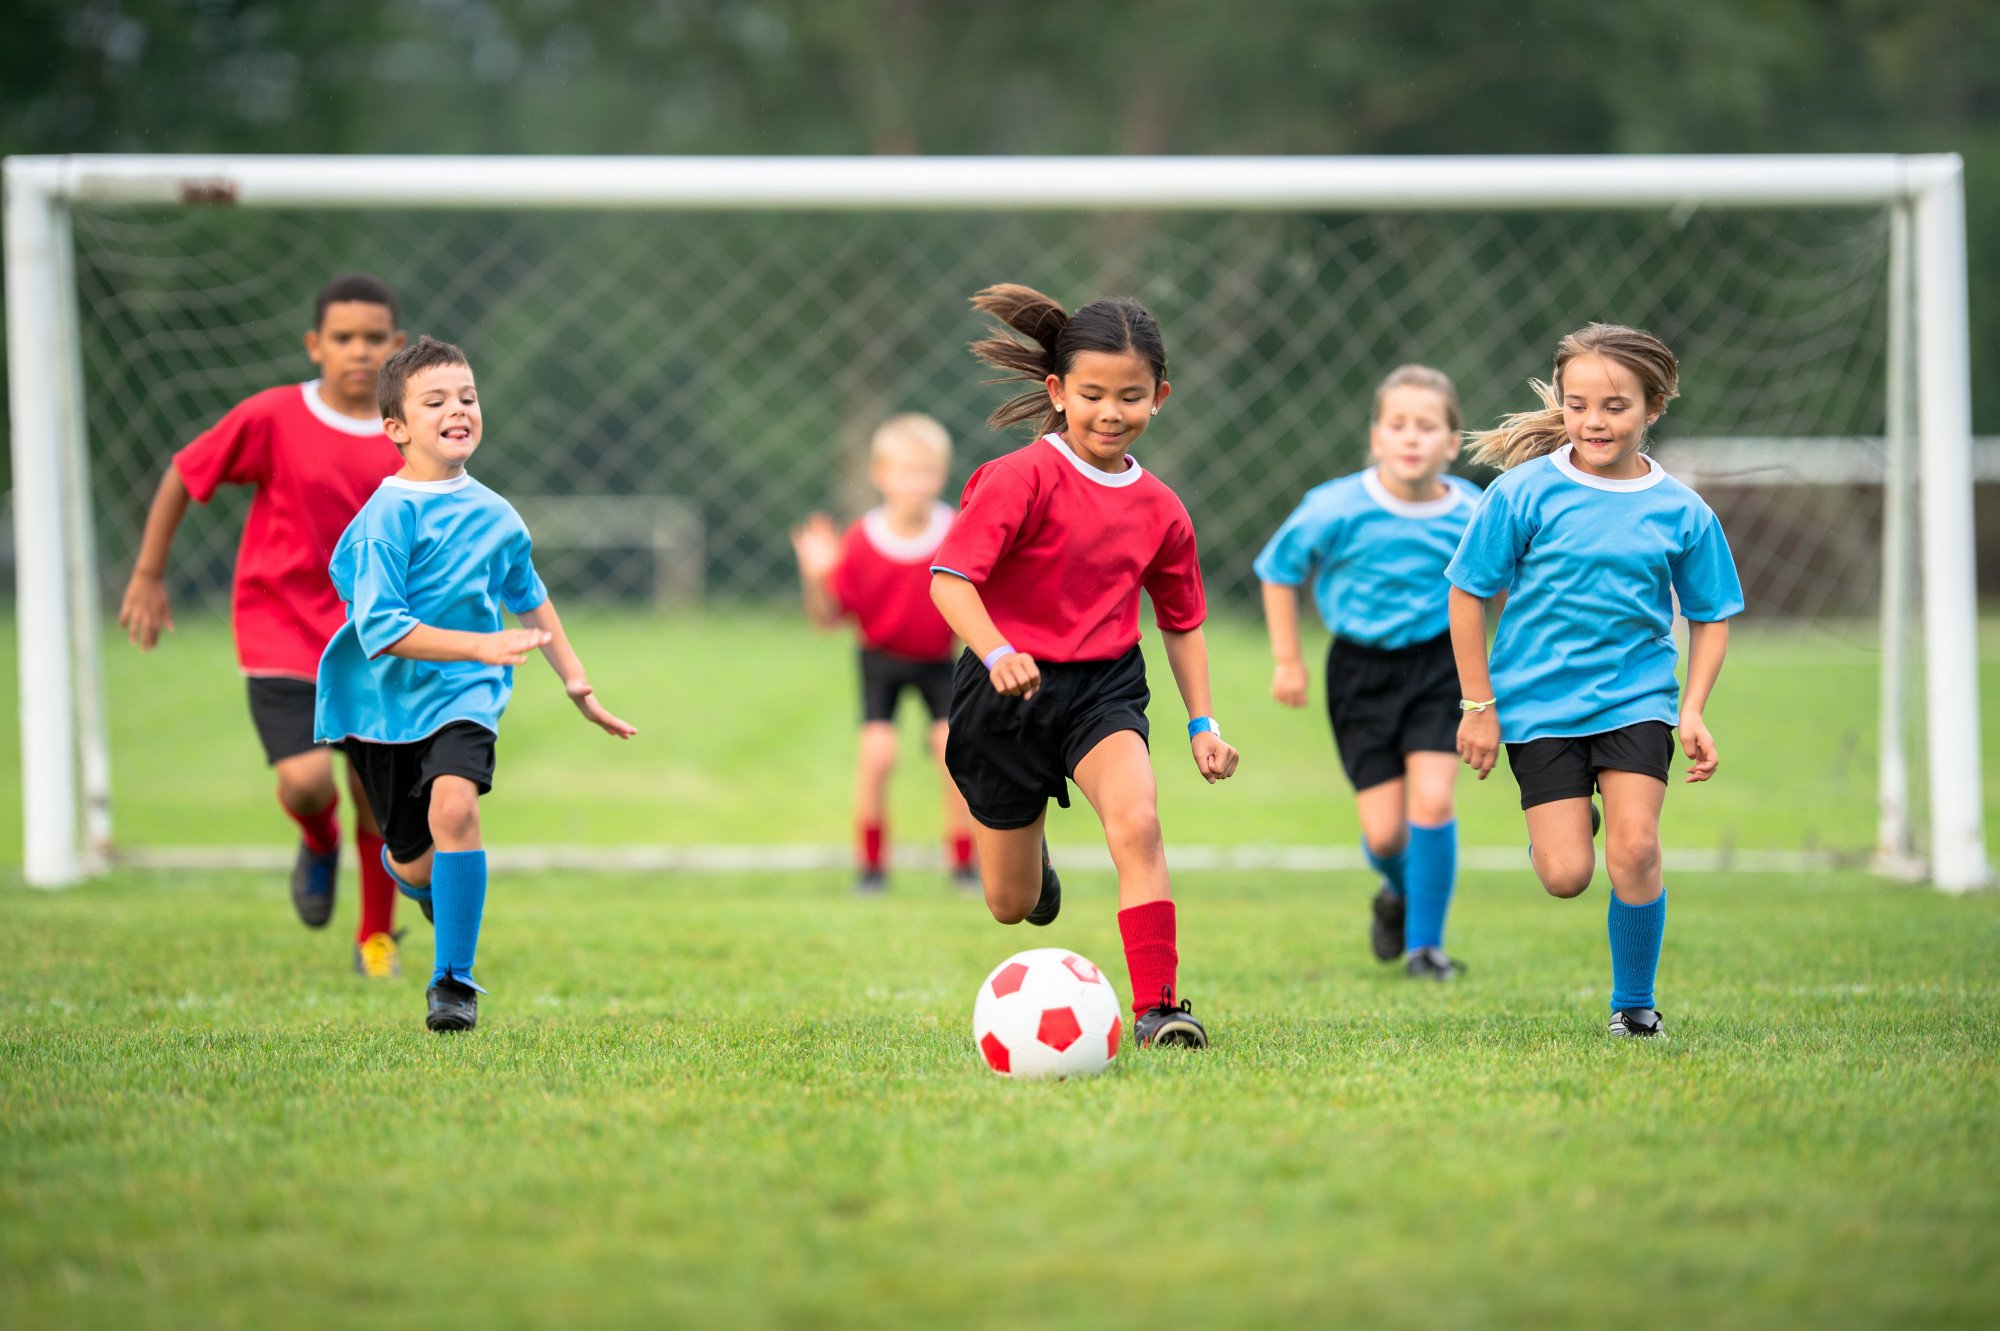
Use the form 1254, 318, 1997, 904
1254, 468, 1481, 649
315, 473, 549, 745
1445, 445, 1744, 744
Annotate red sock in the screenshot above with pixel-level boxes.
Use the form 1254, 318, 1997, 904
284, 791, 340, 856
1118, 899, 1180, 1016
861, 821, 886, 871
355, 827, 396, 942
950, 832, 975, 870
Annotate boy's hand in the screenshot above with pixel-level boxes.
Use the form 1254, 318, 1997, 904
1270, 659, 1308, 708
989, 651, 1041, 700
568, 679, 637, 739
790, 514, 842, 581
1456, 708, 1499, 780
118, 573, 174, 650
1192, 731, 1239, 783
1679, 709, 1719, 782
476, 628, 553, 666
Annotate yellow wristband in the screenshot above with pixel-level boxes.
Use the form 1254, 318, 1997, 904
1459, 698, 1496, 713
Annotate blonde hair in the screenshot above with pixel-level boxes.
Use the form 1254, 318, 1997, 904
1373, 364, 1462, 432
870, 413, 952, 468
1468, 323, 1680, 470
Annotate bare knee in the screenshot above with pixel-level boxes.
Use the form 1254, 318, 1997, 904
276, 763, 336, 814
1536, 852, 1595, 899
1606, 828, 1662, 886
986, 891, 1030, 925
1407, 792, 1455, 827
1102, 804, 1163, 858
1364, 827, 1410, 860
427, 783, 481, 846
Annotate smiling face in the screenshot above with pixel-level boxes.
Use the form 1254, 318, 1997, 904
305, 301, 403, 416
1369, 384, 1460, 490
1560, 353, 1659, 479
385, 363, 481, 477
1045, 348, 1170, 472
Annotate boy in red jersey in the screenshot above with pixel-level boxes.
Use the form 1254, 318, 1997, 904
933, 285, 1240, 1051
118, 273, 410, 977
791, 414, 978, 893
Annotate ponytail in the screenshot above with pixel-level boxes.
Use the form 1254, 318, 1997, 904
1470, 322, 1681, 471
1467, 379, 1566, 470
968, 282, 1169, 437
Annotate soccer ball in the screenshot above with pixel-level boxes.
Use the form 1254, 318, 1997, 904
972, 948, 1123, 1080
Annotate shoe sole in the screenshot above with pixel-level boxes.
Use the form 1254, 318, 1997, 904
1141, 1017, 1210, 1049
426, 1012, 477, 1032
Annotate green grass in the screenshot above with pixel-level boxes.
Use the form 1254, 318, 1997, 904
2, 612, 1999, 1328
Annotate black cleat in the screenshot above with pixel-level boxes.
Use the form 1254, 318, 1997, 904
1404, 946, 1466, 981
855, 868, 887, 896
290, 840, 339, 929
1135, 986, 1209, 1049
1025, 840, 1062, 926
1591, 800, 1603, 837
1370, 885, 1406, 962
1608, 1006, 1664, 1038
425, 979, 479, 1032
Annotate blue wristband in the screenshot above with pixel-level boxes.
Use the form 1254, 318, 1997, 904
1188, 716, 1220, 740
981, 643, 1016, 671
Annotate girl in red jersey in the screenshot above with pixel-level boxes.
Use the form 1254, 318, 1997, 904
931, 284, 1240, 1050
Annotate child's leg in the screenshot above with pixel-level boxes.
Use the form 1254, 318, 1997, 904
1401, 751, 1460, 951
1071, 731, 1180, 1015
1599, 769, 1668, 1012
971, 812, 1049, 923
1524, 798, 1596, 898
425, 775, 485, 989
855, 721, 898, 873
274, 748, 340, 852
346, 760, 396, 943
929, 720, 977, 873
1353, 776, 1410, 892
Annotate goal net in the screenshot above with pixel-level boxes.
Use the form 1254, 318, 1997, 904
4, 155, 1986, 888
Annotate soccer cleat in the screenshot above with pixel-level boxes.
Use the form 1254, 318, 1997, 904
950, 864, 982, 895
1608, 1006, 1665, 1037
425, 978, 479, 1032
1025, 840, 1061, 926
353, 929, 402, 980
1404, 946, 1465, 980
855, 868, 887, 896
1370, 884, 1406, 961
1135, 986, 1209, 1049
290, 840, 339, 929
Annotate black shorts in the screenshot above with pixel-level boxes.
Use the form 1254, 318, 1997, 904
339, 723, 498, 862
246, 676, 326, 765
860, 648, 954, 724
1505, 721, 1674, 810
944, 645, 1150, 830
1324, 632, 1460, 790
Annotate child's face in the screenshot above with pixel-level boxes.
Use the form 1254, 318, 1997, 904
870, 439, 947, 515
305, 301, 403, 410
386, 363, 481, 473
1560, 354, 1658, 477
1046, 348, 1170, 470
1369, 385, 1459, 485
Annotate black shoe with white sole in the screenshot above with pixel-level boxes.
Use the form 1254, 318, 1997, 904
1404, 946, 1465, 980
1135, 986, 1210, 1049
425, 978, 479, 1032
1608, 1006, 1664, 1037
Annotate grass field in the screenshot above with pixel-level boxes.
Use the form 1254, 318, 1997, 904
4, 612, 1999, 1329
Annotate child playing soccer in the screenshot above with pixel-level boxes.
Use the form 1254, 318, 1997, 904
931, 284, 1240, 1051
1447, 323, 1742, 1037
315, 336, 635, 1032
789, 414, 978, 894
1256, 365, 1480, 979
118, 272, 410, 976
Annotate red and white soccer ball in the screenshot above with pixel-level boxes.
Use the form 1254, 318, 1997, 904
972, 948, 1123, 1080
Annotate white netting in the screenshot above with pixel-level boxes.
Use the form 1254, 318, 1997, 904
64, 204, 1890, 616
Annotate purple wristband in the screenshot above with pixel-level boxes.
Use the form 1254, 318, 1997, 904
981, 643, 1016, 671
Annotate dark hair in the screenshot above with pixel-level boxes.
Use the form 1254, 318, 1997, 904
377, 334, 470, 423
314, 271, 399, 327
968, 284, 1167, 435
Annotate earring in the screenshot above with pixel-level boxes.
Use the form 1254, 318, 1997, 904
1151, 408, 1160, 416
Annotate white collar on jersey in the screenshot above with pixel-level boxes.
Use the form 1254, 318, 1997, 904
298, 380, 387, 438
861, 502, 954, 562
1361, 466, 1467, 518
380, 472, 473, 493
1551, 443, 1666, 492
1042, 433, 1146, 489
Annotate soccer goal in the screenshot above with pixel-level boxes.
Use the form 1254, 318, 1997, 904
3, 154, 1987, 890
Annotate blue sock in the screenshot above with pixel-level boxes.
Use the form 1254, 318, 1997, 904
1404, 820, 1457, 951
430, 850, 488, 992
1608, 890, 1666, 1011
378, 845, 431, 908
1362, 838, 1407, 897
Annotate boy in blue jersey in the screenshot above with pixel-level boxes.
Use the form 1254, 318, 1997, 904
1448, 325, 1742, 1038
316, 336, 636, 1032
1257, 366, 1480, 978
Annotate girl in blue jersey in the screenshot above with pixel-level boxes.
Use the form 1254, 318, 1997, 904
1257, 366, 1479, 979
1446, 324, 1743, 1038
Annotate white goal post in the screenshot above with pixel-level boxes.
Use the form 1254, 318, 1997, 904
3, 153, 1989, 891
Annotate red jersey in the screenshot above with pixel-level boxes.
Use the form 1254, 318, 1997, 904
173, 381, 403, 679
828, 502, 957, 660
932, 434, 1207, 662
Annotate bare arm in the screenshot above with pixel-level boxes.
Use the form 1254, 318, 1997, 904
118, 466, 192, 649
382, 623, 551, 665
517, 599, 636, 738
788, 514, 844, 629
1678, 618, 1729, 782
1160, 625, 1240, 783
1449, 586, 1499, 779
1260, 582, 1310, 708
931, 571, 1040, 699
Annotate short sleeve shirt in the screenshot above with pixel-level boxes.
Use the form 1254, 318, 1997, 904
827, 503, 957, 661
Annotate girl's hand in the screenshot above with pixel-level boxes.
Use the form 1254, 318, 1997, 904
1679, 710, 1718, 781
119, 572, 174, 650
989, 651, 1041, 700
1270, 659, 1308, 708
1192, 731, 1239, 784
568, 679, 637, 739
1456, 708, 1499, 779
789, 514, 842, 581
476, 628, 553, 666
